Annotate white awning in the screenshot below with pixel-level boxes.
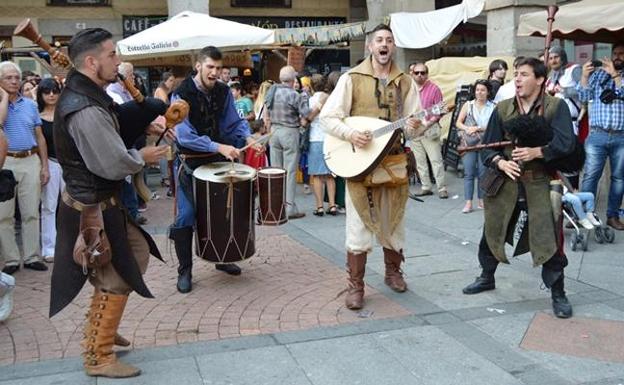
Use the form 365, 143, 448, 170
117, 11, 275, 59
390, 0, 485, 49
518, 0, 624, 43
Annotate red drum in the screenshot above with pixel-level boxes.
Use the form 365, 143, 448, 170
193, 162, 256, 263
257, 167, 288, 226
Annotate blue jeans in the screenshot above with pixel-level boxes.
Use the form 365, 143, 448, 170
462, 151, 486, 200
562, 192, 595, 220
580, 130, 624, 218
121, 179, 138, 220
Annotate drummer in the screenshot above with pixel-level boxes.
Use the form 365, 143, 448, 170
170, 45, 263, 293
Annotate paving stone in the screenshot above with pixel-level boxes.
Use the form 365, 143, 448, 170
286, 334, 417, 385
98, 357, 202, 385
372, 326, 524, 385
521, 312, 624, 363
196, 346, 310, 385
0, 371, 92, 385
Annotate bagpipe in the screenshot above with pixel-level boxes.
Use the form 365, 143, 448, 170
13, 19, 189, 202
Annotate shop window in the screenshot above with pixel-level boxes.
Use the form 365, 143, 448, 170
231, 0, 291, 8
47, 0, 111, 6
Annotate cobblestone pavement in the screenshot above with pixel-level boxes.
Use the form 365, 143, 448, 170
0, 185, 409, 366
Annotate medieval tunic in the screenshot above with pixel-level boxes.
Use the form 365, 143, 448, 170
50, 69, 162, 317
481, 94, 575, 267
320, 57, 421, 253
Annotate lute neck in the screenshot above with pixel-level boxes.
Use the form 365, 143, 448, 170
372, 108, 429, 138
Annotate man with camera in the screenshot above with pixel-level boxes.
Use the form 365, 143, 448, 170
577, 43, 624, 230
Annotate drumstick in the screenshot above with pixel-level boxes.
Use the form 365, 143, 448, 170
240, 132, 273, 153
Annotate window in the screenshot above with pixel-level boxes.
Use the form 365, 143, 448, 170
231, 0, 291, 8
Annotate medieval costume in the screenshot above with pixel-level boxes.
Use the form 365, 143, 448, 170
51, 69, 164, 377
463, 94, 576, 319
320, 56, 421, 309
169, 74, 251, 293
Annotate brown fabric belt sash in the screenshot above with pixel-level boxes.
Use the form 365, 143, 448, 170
62, 191, 118, 212
518, 169, 548, 182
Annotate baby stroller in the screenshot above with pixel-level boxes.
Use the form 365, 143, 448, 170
562, 201, 615, 251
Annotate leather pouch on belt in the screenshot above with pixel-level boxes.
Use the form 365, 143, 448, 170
479, 166, 506, 197
363, 153, 409, 188
73, 204, 112, 274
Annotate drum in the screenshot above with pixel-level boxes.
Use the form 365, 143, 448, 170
193, 162, 257, 263
257, 167, 288, 226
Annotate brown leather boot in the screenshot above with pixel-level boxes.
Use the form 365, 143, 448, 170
84, 307, 130, 347
383, 248, 407, 292
82, 291, 141, 378
345, 252, 367, 310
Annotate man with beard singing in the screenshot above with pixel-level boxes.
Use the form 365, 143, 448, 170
320, 24, 424, 310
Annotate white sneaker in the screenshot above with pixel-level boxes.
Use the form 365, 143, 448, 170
587, 212, 601, 226
578, 218, 595, 230
303, 184, 311, 195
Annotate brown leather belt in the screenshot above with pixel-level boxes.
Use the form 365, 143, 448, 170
7, 147, 38, 158
62, 191, 118, 212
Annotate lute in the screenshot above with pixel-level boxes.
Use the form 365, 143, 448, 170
323, 101, 450, 179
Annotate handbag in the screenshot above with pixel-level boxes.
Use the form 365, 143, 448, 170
363, 153, 409, 187
479, 166, 506, 197
0, 170, 16, 202
458, 103, 483, 148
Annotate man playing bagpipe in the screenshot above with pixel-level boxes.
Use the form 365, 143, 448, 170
50, 28, 170, 378
462, 57, 579, 319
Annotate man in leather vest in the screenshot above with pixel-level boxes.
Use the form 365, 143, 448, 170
51, 28, 169, 378
320, 24, 424, 310
169, 46, 260, 294
462, 57, 576, 319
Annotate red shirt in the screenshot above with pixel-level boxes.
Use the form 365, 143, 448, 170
244, 148, 267, 169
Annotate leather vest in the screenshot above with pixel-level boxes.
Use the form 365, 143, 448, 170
348, 58, 412, 123
54, 69, 120, 204
173, 75, 228, 154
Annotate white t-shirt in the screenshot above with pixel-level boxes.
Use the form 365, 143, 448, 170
309, 92, 326, 142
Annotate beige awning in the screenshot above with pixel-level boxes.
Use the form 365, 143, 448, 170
518, 0, 624, 43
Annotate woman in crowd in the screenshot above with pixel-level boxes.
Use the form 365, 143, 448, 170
37, 78, 63, 262
307, 74, 336, 216
20, 79, 37, 100
153, 72, 175, 195
154, 71, 174, 103
455, 79, 495, 213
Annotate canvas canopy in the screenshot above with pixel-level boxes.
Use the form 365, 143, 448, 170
425, 56, 515, 139
117, 11, 275, 60
390, 0, 484, 49
518, 0, 624, 43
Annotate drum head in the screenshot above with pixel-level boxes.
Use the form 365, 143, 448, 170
258, 167, 286, 176
193, 162, 257, 183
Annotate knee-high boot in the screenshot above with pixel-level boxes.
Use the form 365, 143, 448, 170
542, 269, 573, 319
345, 252, 367, 310
83, 290, 140, 378
383, 248, 407, 292
170, 226, 193, 293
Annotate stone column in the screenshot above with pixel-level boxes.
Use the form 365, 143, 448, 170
168, 0, 208, 17
287, 47, 306, 73
486, 0, 554, 58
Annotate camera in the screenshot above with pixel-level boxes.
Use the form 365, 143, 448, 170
591, 60, 603, 68
600, 88, 620, 104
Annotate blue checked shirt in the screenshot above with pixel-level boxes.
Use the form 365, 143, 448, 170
576, 69, 624, 131
4, 95, 41, 151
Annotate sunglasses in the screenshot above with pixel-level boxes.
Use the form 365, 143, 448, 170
412, 71, 427, 75
42, 89, 60, 95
